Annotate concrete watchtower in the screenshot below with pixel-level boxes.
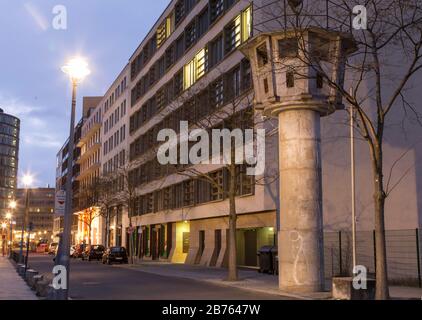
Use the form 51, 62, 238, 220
241, 2, 356, 292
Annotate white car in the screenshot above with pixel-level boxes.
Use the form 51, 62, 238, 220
70, 246, 76, 257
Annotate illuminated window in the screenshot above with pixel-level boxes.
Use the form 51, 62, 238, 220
166, 16, 173, 38
157, 21, 167, 48
242, 6, 252, 42
196, 48, 208, 79
183, 48, 209, 90
184, 59, 196, 90
224, 15, 241, 53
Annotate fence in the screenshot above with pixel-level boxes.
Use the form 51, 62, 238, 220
324, 229, 422, 287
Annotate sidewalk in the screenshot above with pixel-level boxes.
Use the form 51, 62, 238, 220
114, 261, 422, 300
0, 257, 38, 300
114, 261, 330, 300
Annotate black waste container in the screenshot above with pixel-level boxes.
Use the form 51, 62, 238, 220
271, 247, 278, 275
257, 246, 274, 274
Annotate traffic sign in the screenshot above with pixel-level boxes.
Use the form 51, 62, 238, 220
55, 190, 66, 216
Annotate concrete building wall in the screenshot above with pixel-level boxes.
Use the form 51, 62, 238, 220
99, 65, 130, 246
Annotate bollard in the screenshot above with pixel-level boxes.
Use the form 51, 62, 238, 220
25, 269, 39, 283
16, 263, 24, 274
30, 275, 44, 290
18, 265, 26, 277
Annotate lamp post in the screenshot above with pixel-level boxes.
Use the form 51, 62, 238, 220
5, 211, 13, 257
19, 174, 33, 264
8, 200, 16, 257
1, 222, 6, 256
54, 57, 90, 300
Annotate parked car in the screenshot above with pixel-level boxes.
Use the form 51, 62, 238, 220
48, 243, 58, 255
72, 244, 85, 259
70, 246, 75, 257
102, 247, 128, 265
36, 243, 49, 253
82, 245, 105, 261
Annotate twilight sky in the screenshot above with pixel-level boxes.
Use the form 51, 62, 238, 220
0, 0, 169, 188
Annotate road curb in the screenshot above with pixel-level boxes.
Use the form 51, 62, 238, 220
113, 264, 331, 300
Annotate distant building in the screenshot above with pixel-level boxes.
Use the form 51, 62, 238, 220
0, 108, 20, 216
53, 98, 100, 243
15, 187, 55, 243
75, 96, 103, 245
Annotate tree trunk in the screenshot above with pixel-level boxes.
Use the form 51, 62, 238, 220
128, 218, 135, 264
372, 146, 390, 300
227, 160, 238, 281
105, 211, 110, 248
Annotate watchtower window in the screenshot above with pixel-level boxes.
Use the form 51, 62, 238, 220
278, 38, 298, 59
286, 71, 295, 88
316, 72, 324, 89
256, 43, 268, 67
310, 34, 330, 61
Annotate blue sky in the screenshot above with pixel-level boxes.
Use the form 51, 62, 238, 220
0, 0, 169, 187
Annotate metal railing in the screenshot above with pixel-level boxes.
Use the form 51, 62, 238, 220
324, 229, 422, 287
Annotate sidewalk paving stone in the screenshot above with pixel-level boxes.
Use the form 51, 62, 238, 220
114, 260, 422, 300
0, 257, 38, 300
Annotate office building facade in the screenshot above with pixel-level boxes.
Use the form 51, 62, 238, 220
0, 108, 20, 216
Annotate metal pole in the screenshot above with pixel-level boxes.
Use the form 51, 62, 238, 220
24, 224, 31, 276
339, 231, 343, 276
373, 230, 377, 273
8, 218, 13, 258
350, 91, 357, 271
19, 188, 30, 263
416, 228, 421, 288
54, 80, 77, 300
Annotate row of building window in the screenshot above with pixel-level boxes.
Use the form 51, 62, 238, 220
131, 0, 207, 81
130, 60, 252, 160
104, 77, 127, 114
130, 0, 244, 107
0, 146, 17, 157
103, 125, 126, 156
104, 100, 127, 135
0, 156, 16, 168
129, 107, 253, 188
83, 108, 102, 137
0, 125, 19, 137
130, 165, 254, 216
81, 131, 100, 154
81, 149, 100, 173
0, 115, 19, 127
0, 167, 16, 178
184, 5, 251, 90
103, 150, 126, 175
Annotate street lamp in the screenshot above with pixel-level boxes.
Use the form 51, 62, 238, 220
19, 174, 33, 264
54, 57, 90, 300
5, 211, 13, 257
1, 222, 6, 257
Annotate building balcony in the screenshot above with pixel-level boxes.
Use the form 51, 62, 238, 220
75, 162, 101, 181
76, 142, 101, 164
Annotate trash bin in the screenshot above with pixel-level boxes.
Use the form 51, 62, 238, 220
271, 247, 278, 275
257, 246, 274, 274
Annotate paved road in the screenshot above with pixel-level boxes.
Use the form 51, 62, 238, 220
27, 254, 287, 300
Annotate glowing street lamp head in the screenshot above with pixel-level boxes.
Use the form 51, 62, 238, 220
62, 57, 91, 84
1, 222, 6, 229
22, 174, 33, 187
5, 212, 12, 220
9, 200, 17, 209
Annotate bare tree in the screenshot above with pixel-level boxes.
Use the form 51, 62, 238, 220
78, 180, 102, 246
114, 155, 142, 263
257, 0, 422, 299
151, 66, 273, 281
97, 174, 118, 248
